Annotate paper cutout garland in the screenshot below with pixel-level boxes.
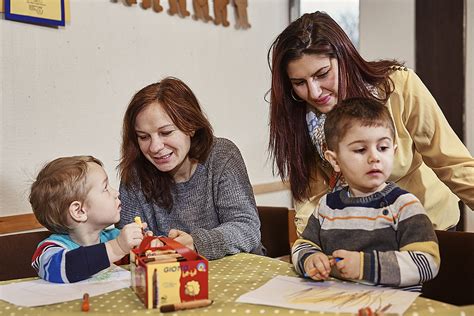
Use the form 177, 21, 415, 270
121, 0, 250, 29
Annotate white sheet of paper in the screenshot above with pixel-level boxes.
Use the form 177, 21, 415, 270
0, 265, 130, 307
236, 275, 419, 314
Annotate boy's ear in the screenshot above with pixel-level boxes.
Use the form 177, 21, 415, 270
324, 150, 341, 173
68, 201, 87, 222
393, 143, 398, 153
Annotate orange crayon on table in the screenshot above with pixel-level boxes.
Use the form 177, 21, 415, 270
81, 293, 90, 312
358, 307, 373, 316
160, 299, 213, 313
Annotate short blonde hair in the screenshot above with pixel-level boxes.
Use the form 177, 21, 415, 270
29, 156, 103, 234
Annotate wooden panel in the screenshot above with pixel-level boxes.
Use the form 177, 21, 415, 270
416, 0, 464, 140
0, 213, 43, 235
415, 0, 465, 230
257, 206, 290, 258
288, 208, 298, 247
252, 181, 290, 195
0, 230, 51, 281
421, 230, 474, 305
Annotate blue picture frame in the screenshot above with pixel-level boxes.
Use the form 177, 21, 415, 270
4, 0, 65, 27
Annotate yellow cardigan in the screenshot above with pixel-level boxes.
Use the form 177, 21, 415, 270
295, 68, 474, 233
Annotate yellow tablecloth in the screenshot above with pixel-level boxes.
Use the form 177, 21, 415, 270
1, 253, 473, 315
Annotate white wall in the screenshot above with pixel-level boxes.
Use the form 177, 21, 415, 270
0, 0, 291, 217
359, 0, 415, 68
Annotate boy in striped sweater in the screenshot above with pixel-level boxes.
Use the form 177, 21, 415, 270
30, 156, 147, 283
292, 98, 440, 291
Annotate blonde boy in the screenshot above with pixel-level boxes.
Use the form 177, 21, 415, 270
30, 156, 146, 283
292, 98, 440, 291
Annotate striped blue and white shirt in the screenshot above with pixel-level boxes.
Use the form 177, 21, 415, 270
31, 228, 119, 283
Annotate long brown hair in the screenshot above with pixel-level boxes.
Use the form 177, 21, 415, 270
119, 77, 214, 208
267, 11, 402, 201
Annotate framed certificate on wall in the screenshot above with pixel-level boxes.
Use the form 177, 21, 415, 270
5, 0, 66, 27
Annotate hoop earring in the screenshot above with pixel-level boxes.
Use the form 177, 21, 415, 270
291, 89, 305, 102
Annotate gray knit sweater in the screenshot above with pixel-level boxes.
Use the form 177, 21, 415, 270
117, 137, 262, 260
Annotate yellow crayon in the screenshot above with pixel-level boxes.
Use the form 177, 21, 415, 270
134, 216, 142, 226
134, 216, 144, 234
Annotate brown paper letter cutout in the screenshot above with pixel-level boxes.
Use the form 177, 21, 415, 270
233, 0, 250, 29
141, 0, 163, 12
192, 0, 213, 23
168, 0, 191, 18
213, 0, 230, 27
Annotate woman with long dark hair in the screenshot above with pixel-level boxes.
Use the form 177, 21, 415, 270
268, 11, 473, 234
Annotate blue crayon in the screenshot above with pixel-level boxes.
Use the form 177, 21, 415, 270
329, 255, 343, 262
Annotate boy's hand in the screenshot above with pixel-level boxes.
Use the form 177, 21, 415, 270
303, 252, 331, 280
116, 222, 145, 252
332, 249, 361, 280
168, 229, 195, 251
106, 222, 146, 263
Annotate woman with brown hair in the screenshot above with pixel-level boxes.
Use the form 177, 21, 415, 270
268, 11, 474, 235
117, 77, 262, 260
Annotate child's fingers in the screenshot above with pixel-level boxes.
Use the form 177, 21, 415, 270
306, 267, 318, 277
311, 273, 324, 280
313, 257, 330, 275
168, 229, 182, 238
322, 259, 331, 272
307, 269, 326, 281
336, 261, 345, 270
309, 262, 329, 278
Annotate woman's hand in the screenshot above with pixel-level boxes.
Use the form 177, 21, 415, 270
332, 249, 361, 280
304, 252, 331, 280
168, 229, 195, 251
